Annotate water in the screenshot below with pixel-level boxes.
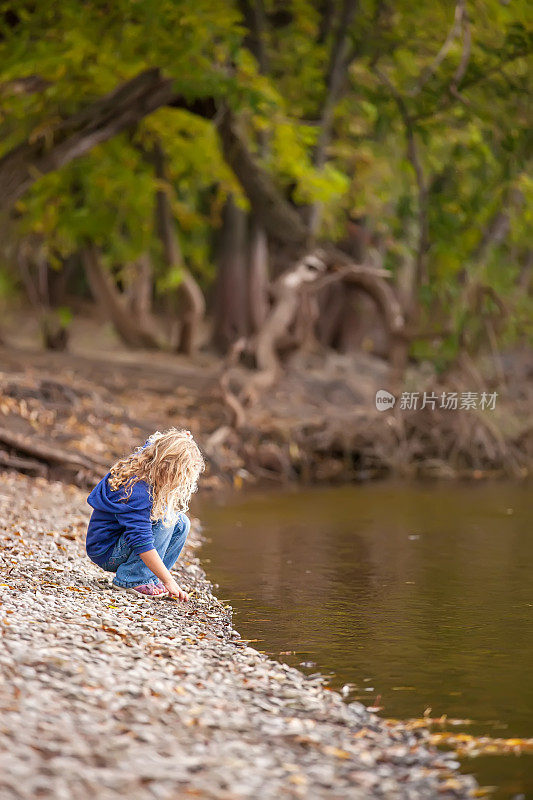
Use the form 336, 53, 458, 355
197, 481, 533, 799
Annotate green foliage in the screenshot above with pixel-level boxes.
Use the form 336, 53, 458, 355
0, 0, 249, 287
56, 306, 73, 327
0, 0, 530, 360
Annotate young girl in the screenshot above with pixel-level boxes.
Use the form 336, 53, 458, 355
86, 428, 205, 600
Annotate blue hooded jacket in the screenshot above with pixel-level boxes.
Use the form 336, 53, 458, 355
86, 473, 155, 566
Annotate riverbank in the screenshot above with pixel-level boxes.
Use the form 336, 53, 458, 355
0, 341, 530, 491
0, 470, 478, 799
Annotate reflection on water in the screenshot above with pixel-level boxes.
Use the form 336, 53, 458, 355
197, 481, 532, 799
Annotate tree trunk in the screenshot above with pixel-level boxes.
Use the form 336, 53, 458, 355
337, 289, 390, 356
41, 311, 69, 351
175, 271, 206, 354
248, 216, 269, 333
82, 246, 160, 349
237, 6, 271, 339
308, 0, 359, 235
153, 143, 205, 355
217, 110, 308, 247
127, 254, 153, 321
17, 242, 71, 351
212, 195, 249, 353
316, 282, 345, 347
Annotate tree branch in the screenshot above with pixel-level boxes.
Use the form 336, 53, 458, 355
0, 67, 308, 250
0, 75, 51, 97
0, 69, 177, 212
239, 0, 269, 72
315, 0, 358, 169
451, 2, 471, 90
412, 48, 530, 123
410, 0, 467, 97
376, 68, 429, 292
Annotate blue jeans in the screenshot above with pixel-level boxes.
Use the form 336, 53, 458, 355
99, 514, 190, 588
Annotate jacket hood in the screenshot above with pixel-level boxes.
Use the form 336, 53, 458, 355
87, 473, 151, 513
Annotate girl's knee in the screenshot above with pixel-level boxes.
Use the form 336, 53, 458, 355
177, 513, 190, 537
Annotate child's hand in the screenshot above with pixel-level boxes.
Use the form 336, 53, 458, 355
164, 577, 189, 602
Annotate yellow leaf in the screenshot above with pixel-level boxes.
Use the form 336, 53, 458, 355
323, 746, 351, 759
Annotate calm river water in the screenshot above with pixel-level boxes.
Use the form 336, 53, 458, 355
198, 481, 532, 799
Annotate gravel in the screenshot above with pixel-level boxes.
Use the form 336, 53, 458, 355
0, 471, 477, 799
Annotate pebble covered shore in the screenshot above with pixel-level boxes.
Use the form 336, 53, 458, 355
0, 471, 477, 799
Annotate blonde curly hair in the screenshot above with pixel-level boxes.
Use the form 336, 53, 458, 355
108, 428, 205, 524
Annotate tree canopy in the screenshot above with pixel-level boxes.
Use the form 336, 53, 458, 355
0, 0, 531, 364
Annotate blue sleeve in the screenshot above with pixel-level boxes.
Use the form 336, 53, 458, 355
116, 482, 155, 555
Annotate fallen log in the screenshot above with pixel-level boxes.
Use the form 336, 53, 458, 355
0, 427, 109, 471
0, 449, 47, 476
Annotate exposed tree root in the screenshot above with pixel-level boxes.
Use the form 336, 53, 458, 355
216, 248, 407, 427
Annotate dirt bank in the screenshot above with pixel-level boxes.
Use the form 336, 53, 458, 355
0, 343, 530, 491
